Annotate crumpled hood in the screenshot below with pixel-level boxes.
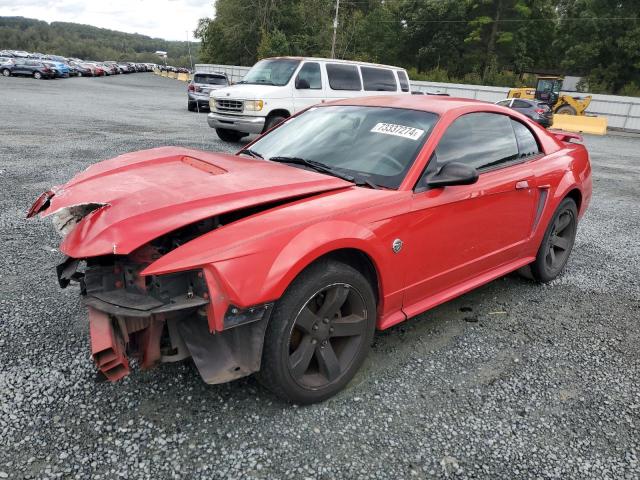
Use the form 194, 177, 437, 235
36, 146, 351, 258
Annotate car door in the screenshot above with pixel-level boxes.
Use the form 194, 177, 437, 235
293, 62, 325, 112
401, 112, 538, 317
13, 61, 27, 75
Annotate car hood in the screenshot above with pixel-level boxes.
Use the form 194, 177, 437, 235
210, 83, 288, 100
32, 146, 351, 258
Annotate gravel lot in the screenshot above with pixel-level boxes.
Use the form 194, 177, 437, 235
1, 73, 639, 480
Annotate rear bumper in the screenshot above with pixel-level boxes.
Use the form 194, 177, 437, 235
207, 112, 266, 134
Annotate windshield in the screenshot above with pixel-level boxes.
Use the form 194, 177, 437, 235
194, 74, 227, 85
247, 106, 438, 189
538, 79, 561, 94
239, 59, 300, 86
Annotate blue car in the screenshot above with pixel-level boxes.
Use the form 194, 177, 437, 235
43, 61, 70, 78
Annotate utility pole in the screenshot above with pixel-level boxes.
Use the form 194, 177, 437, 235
186, 30, 193, 72
330, 0, 340, 59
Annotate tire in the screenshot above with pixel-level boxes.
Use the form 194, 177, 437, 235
33, 71, 42, 80
258, 260, 376, 404
188, 101, 196, 112
77, 72, 82, 77
263, 114, 287, 133
215, 128, 247, 142
528, 197, 578, 283
2, 69, 10, 77
556, 105, 577, 115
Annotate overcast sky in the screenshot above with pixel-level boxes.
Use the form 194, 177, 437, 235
0, 0, 214, 41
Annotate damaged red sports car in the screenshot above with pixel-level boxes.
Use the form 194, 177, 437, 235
29, 96, 591, 404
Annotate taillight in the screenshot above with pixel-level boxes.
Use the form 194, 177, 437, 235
535, 108, 545, 114
188, 84, 195, 92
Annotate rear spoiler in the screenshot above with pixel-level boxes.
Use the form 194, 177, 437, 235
549, 130, 583, 143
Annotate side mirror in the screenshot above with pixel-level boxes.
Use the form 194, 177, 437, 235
426, 162, 479, 188
295, 77, 310, 89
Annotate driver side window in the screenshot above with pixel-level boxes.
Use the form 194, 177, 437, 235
434, 113, 519, 171
295, 62, 322, 89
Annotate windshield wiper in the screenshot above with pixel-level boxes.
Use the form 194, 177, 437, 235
238, 148, 263, 159
269, 156, 355, 182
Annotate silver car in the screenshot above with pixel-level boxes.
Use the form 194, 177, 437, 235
188, 72, 229, 112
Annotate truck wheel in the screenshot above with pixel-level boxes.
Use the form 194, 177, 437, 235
263, 114, 287, 133
527, 198, 578, 283
215, 128, 247, 142
2, 69, 10, 77
258, 260, 376, 404
556, 105, 577, 115
33, 71, 42, 80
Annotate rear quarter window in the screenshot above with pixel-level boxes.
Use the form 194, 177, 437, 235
511, 119, 541, 157
326, 64, 362, 91
361, 67, 397, 92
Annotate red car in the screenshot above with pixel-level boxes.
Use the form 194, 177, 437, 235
28, 96, 591, 403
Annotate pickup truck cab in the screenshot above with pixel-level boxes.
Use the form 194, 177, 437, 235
207, 56, 412, 142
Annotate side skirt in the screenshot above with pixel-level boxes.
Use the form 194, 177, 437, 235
379, 256, 535, 330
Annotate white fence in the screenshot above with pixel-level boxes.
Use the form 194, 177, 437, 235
195, 63, 640, 131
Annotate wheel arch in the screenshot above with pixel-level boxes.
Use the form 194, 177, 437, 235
266, 108, 291, 120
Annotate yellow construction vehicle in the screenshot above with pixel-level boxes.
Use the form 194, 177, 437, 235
508, 76, 591, 115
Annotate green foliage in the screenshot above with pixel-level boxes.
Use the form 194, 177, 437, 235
0, 16, 198, 67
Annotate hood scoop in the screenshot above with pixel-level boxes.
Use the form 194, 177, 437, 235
181, 156, 227, 175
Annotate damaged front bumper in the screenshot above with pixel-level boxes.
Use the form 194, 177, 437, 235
59, 255, 273, 384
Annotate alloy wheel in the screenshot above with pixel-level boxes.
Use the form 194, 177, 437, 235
288, 283, 368, 389
545, 209, 575, 270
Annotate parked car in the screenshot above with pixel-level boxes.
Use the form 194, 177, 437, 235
42, 61, 70, 78
28, 95, 592, 404
496, 98, 554, 128
208, 56, 412, 141
188, 72, 229, 111
84, 63, 105, 76
70, 62, 93, 77
2, 59, 55, 79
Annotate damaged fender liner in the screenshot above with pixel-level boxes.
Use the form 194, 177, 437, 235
88, 299, 274, 385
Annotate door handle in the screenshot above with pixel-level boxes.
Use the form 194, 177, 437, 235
515, 180, 529, 190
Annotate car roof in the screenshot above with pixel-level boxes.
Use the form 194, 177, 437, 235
262, 56, 406, 71
325, 95, 494, 115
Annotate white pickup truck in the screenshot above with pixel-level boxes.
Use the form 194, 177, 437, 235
207, 56, 412, 142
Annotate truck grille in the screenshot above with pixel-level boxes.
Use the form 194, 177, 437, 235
215, 99, 243, 113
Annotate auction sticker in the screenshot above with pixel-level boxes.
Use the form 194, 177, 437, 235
370, 123, 424, 140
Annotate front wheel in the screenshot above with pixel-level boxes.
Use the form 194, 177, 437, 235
258, 260, 376, 404
215, 128, 247, 142
556, 105, 577, 115
33, 71, 42, 79
263, 114, 287, 133
528, 197, 578, 282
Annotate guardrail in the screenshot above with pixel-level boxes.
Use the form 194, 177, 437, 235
183, 65, 639, 132
411, 80, 640, 131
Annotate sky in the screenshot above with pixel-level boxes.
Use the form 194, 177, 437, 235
0, 0, 214, 41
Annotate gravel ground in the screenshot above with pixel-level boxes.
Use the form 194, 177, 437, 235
1, 73, 639, 480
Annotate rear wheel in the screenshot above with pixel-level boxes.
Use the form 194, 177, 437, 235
556, 105, 577, 115
528, 198, 578, 282
258, 260, 376, 404
187, 101, 196, 112
215, 128, 247, 142
33, 71, 42, 80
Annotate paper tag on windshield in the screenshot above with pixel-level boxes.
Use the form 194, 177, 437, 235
370, 123, 424, 140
